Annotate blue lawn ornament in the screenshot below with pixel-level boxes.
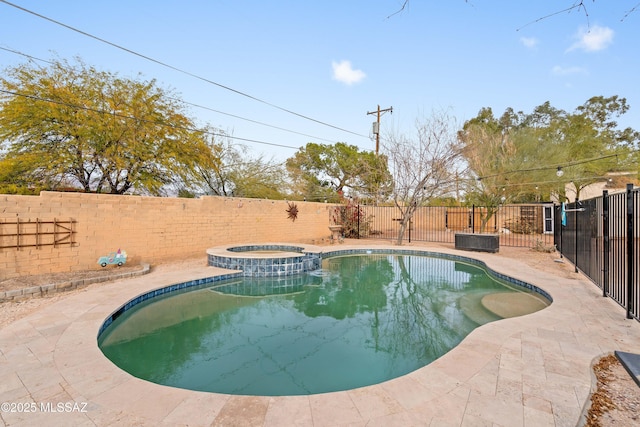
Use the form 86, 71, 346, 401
98, 249, 127, 267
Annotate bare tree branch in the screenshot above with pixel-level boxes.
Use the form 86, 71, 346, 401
387, 0, 409, 19
622, 2, 640, 21
517, 1, 590, 31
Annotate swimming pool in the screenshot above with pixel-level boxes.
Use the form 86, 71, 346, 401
98, 250, 551, 396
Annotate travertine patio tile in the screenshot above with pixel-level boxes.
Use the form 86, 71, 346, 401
308, 392, 363, 426
551, 403, 583, 427
263, 395, 313, 427
536, 328, 578, 344
460, 413, 496, 426
418, 387, 469, 423
522, 393, 552, 413
28, 382, 69, 403
90, 377, 154, 412
428, 347, 493, 383
380, 375, 434, 409
67, 368, 130, 400
367, 408, 431, 426
121, 386, 187, 422
498, 351, 527, 372
498, 365, 523, 385
496, 375, 523, 404
163, 393, 229, 426
347, 384, 404, 419
466, 369, 498, 396
524, 405, 556, 427
212, 395, 270, 426
15, 360, 64, 394
523, 377, 582, 412
0, 370, 24, 394
410, 364, 460, 396
465, 389, 524, 426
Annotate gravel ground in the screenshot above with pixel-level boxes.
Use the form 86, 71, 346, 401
1, 245, 638, 425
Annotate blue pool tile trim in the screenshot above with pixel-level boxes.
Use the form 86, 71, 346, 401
99, 248, 552, 340
227, 244, 304, 253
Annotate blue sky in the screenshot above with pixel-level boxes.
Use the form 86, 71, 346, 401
1, 1, 638, 163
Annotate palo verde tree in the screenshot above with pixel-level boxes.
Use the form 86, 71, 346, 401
285, 142, 392, 202
0, 57, 215, 195
382, 109, 463, 245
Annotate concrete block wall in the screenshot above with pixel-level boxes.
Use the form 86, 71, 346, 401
0, 192, 335, 279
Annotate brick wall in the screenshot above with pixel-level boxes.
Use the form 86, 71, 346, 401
0, 192, 335, 279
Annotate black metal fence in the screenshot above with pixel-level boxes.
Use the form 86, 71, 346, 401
555, 184, 639, 321
348, 204, 555, 248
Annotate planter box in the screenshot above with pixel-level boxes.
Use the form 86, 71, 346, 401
455, 233, 500, 253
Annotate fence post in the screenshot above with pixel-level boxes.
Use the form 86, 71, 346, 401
357, 204, 361, 240
559, 204, 563, 258
602, 190, 609, 297
471, 205, 475, 233
574, 198, 579, 273
408, 215, 412, 243
626, 183, 634, 319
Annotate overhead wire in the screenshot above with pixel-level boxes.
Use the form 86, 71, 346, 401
0, 45, 341, 147
172, 97, 338, 144
476, 153, 621, 181
0, 88, 301, 150
0, 0, 371, 141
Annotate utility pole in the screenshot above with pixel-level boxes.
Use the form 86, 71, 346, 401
367, 105, 392, 154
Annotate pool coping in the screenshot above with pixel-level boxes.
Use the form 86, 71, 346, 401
2, 243, 640, 426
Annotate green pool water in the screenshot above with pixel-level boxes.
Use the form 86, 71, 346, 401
98, 254, 549, 396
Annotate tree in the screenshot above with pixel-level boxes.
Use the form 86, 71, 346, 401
382, 109, 463, 245
0, 57, 215, 195
285, 142, 392, 202
568, 96, 640, 197
391, 1, 638, 23
461, 96, 639, 208
191, 129, 289, 199
459, 113, 516, 232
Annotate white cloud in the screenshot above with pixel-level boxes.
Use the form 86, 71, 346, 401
331, 60, 366, 85
552, 65, 588, 76
520, 37, 538, 48
567, 25, 614, 52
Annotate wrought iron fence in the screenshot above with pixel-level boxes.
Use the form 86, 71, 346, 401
347, 204, 555, 248
555, 184, 639, 321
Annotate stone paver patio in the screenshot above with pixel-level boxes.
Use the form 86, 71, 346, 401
1, 243, 639, 426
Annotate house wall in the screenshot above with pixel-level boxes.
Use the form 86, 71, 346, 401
0, 192, 335, 279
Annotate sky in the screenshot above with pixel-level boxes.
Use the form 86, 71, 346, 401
1, 1, 639, 164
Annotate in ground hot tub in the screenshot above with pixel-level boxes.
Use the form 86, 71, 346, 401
206, 243, 322, 277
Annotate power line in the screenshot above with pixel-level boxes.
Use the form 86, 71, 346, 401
0, 45, 340, 146
476, 153, 621, 181
0, 45, 52, 63
0, 0, 370, 140
0, 88, 301, 150
173, 98, 338, 144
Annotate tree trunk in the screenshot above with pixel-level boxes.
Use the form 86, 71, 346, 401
395, 204, 416, 245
